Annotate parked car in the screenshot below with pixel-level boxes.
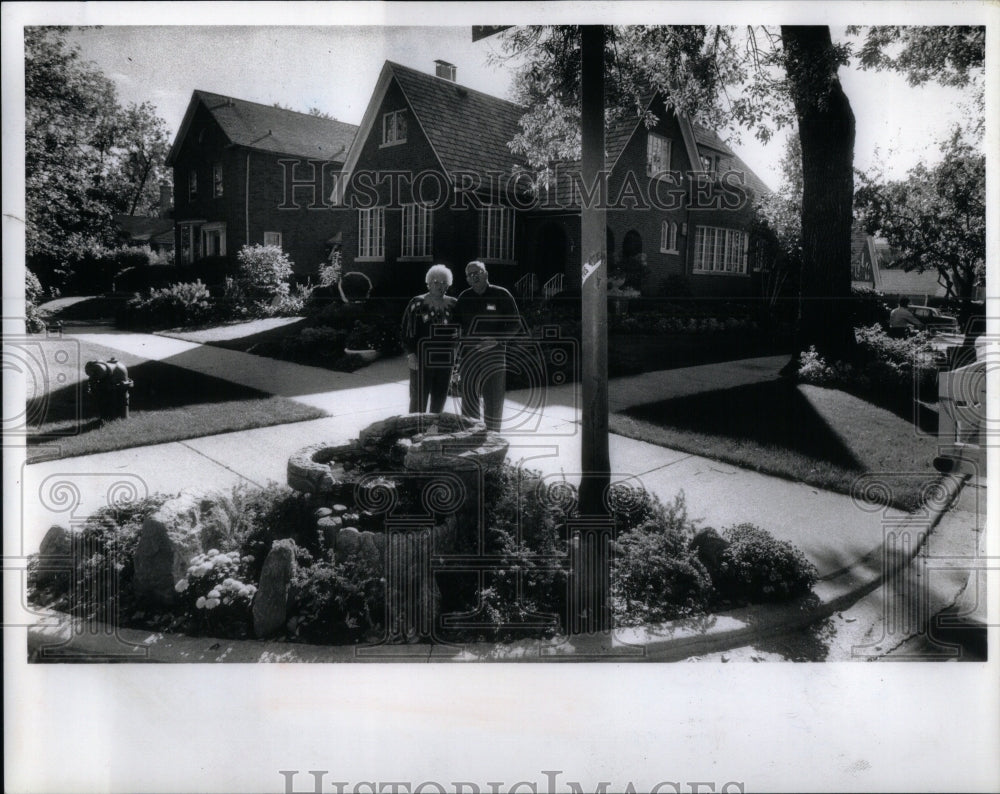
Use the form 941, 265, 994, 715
910, 305, 959, 332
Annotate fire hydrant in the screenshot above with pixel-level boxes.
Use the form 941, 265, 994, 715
84, 357, 133, 422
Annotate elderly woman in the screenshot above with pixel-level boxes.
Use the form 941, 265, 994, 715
401, 264, 458, 414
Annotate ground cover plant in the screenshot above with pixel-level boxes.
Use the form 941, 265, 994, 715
25, 338, 325, 462
28, 467, 819, 648
611, 377, 939, 513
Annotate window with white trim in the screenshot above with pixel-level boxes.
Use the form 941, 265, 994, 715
188, 170, 198, 201
358, 207, 385, 260
401, 204, 433, 259
660, 220, 679, 253
213, 163, 223, 197
382, 110, 408, 146
263, 231, 282, 249
479, 205, 515, 263
692, 226, 748, 275
647, 132, 671, 176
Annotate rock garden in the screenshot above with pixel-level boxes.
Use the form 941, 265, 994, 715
28, 413, 820, 650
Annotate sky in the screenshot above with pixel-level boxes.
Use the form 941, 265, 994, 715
52, 20, 983, 192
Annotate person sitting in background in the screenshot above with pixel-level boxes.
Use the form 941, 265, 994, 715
888, 297, 923, 339
401, 264, 458, 414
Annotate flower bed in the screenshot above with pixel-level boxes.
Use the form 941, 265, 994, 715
28, 432, 818, 647
797, 324, 940, 404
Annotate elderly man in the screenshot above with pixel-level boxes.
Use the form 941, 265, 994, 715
454, 260, 521, 431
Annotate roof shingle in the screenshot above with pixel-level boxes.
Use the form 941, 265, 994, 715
387, 62, 527, 176
185, 90, 358, 161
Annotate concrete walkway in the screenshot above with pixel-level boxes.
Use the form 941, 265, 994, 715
16, 327, 983, 660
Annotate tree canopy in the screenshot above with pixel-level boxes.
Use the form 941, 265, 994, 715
25, 27, 172, 277
494, 24, 984, 360
855, 130, 985, 307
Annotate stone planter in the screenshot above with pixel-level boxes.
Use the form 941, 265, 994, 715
287, 413, 509, 639
343, 348, 379, 363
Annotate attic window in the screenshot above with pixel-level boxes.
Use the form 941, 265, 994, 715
382, 110, 407, 146
647, 133, 671, 177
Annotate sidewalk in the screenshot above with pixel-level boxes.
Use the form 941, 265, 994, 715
18, 328, 982, 660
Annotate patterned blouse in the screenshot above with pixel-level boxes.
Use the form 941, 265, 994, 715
400, 294, 458, 354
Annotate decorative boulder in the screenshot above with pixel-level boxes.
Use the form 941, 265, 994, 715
132, 490, 235, 605
34, 524, 76, 589
689, 527, 730, 582
252, 539, 297, 638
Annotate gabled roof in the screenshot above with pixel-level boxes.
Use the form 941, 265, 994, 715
166, 90, 358, 166
114, 215, 174, 241
875, 266, 946, 298
340, 61, 527, 187
606, 100, 772, 199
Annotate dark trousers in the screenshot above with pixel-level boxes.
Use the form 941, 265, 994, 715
460, 347, 506, 431
409, 363, 452, 414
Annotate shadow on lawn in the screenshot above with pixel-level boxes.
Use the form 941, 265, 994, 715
624, 379, 864, 471
27, 359, 268, 438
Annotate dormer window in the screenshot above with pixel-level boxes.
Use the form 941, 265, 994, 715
382, 110, 407, 146
700, 153, 719, 175
646, 132, 671, 177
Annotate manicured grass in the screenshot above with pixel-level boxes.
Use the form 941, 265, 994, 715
610, 379, 940, 512
608, 332, 791, 377
26, 339, 326, 463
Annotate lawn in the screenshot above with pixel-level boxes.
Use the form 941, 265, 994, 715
25, 338, 326, 462
610, 379, 940, 512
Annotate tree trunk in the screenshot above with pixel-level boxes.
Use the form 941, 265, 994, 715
782, 26, 857, 363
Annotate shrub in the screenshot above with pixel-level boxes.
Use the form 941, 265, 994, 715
118, 280, 212, 329
713, 523, 818, 604
281, 326, 347, 360
612, 530, 713, 624
271, 282, 314, 317
114, 264, 183, 293
345, 319, 399, 354
230, 484, 319, 582
235, 244, 294, 316
25, 269, 46, 332
28, 494, 169, 623
611, 493, 712, 624
288, 555, 387, 643
317, 255, 342, 287
797, 325, 937, 397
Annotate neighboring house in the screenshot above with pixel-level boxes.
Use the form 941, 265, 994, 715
113, 183, 175, 255
336, 60, 772, 299
166, 90, 358, 275
851, 226, 948, 303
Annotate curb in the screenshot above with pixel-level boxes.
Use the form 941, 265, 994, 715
26, 474, 970, 663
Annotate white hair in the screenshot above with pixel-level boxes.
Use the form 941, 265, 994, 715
425, 264, 453, 287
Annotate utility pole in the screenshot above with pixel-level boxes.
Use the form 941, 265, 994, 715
578, 24, 611, 517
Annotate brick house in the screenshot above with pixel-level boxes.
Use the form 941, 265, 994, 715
166, 90, 358, 275
850, 225, 949, 303
336, 61, 772, 300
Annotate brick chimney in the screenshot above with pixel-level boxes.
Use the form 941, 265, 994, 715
434, 60, 456, 82
159, 182, 172, 218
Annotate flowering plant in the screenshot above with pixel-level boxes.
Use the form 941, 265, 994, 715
174, 548, 257, 636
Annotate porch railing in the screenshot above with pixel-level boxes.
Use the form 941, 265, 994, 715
542, 273, 564, 300
514, 272, 538, 300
